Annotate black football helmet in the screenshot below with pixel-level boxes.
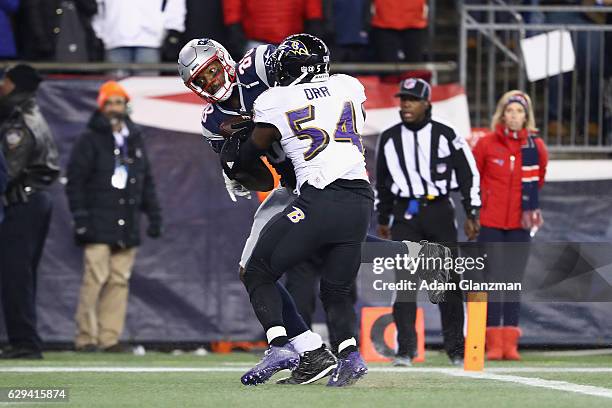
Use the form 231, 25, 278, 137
268, 33, 330, 86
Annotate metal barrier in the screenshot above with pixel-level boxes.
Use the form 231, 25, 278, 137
0, 62, 456, 85
460, 2, 612, 151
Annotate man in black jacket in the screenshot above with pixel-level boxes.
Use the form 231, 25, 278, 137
66, 81, 162, 352
0, 64, 60, 359
16, 0, 101, 61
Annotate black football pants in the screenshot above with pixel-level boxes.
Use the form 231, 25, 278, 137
244, 180, 373, 351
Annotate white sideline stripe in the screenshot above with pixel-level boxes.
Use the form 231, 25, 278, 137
529, 349, 612, 357
2, 366, 612, 399
1, 366, 612, 374
445, 370, 612, 399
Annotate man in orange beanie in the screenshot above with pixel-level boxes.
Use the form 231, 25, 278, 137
66, 80, 162, 352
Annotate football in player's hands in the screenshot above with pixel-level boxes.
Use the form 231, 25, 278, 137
219, 115, 254, 141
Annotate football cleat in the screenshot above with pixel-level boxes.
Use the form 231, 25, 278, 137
277, 345, 337, 385
414, 240, 452, 304
240, 345, 299, 386
326, 351, 368, 387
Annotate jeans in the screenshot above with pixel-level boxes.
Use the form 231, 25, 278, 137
106, 47, 160, 77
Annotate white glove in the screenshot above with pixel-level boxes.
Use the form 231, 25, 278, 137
223, 171, 251, 202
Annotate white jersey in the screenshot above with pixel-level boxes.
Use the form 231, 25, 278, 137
253, 74, 369, 191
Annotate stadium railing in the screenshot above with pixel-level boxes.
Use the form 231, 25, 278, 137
0, 62, 457, 86
460, 2, 612, 152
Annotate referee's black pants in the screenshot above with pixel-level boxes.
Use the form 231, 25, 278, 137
390, 196, 465, 360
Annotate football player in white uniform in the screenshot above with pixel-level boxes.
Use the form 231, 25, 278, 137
239, 34, 375, 387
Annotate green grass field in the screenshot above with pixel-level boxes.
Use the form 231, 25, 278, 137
0, 350, 611, 407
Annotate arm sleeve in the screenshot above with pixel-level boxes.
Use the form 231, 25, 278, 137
163, 0, 186, 32
4, 128, 34, 183
536, 137, 548, 189
449, 129, 481, 212
140, 145, 162, 226
471, 135, 487, 176
222, 0, 242, 25
305, 0, 323, 19
65, 135, 95, 218
375, 132, 395, 225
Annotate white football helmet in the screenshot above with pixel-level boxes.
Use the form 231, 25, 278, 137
178, 38, 237, 102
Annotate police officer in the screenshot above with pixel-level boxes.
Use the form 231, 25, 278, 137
375, 78, 481, 366
66, 81, 162, 352
0, 65, 60, 359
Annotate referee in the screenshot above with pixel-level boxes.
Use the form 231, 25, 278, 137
375, 78, 481, 366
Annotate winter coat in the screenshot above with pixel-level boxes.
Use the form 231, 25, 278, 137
16, 0, 99, 60
473, 123, 548, 230
66, 111, 162, 248
223, 0, 323, 44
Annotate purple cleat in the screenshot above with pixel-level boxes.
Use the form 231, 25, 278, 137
327, 351, 368, 387
241, 345, 299, 386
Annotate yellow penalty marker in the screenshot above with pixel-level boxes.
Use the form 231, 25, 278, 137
464, 292, 488, 371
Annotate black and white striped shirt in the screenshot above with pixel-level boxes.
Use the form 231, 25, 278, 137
375, 118, 481, 225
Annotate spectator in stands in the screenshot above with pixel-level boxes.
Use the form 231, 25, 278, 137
92, 0, 186, 73
183, 0, 225, 49
370, 0, 428, 63
16, 0, 101, 61
0, 0, 19, 59
601, 0, 612, 143
542, 0, 603, 139
66, 81, 162, 353
0, 64, 60, 359
222, 0, 324, 59
328, 0, 370, 62
472, 90, 548, 361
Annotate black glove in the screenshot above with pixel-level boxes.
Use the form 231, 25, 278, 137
161, 29, 183, 62
146, 222, 162, 239
226, 23, 246, 60
74, 216, 95, 245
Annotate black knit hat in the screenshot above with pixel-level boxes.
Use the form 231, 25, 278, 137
5, 64, 43, 93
